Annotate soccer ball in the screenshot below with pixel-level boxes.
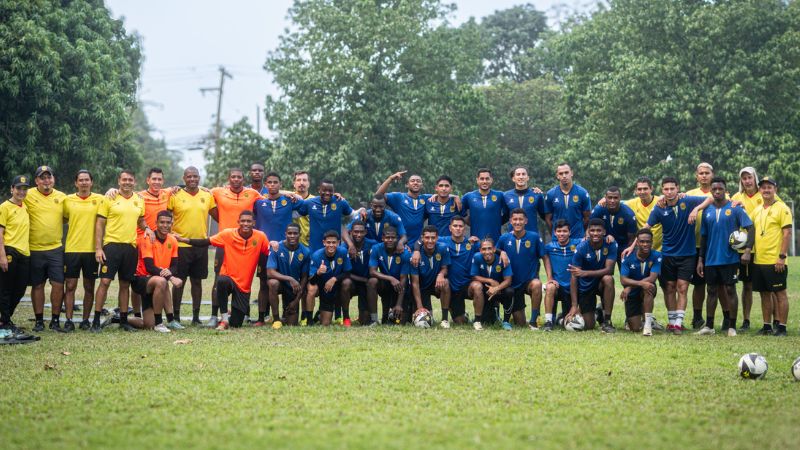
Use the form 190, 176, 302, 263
412, 308, 432, 329
565, 314, 585, 332
738, 353, 768, 380
729, 230, 748, 250
791, 357, 800, 381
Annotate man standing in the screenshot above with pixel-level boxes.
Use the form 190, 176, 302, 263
292, 171, 312, 246
425, 176, 461, 237
264, 223, 309, 327
751, 177, 792, 336
503, 166, 546, 234
0, 176, 31, 333
461, 169, 508, 243
685, 162, 717, 330
296, 179, 356, 253
591, 186, 637, 263
376, 171, 431, 244
353, 195, 406, 244
63, 170, 104, 331
246, 163, 268, 195
696, 177, 754, 337
624, 177, 663, 251
25, 166, 67, 332
168, 166, 217, 325
544, 163, 591, 239
620, 229, 661, 336
410, 225, 451, 328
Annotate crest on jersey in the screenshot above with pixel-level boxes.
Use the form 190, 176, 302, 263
200, 198, 205, 203
101, 266, 108, 273
435, 253, 441, 261
167, 243, 172, 249
570, 245, 576, 251
528, 196, 534, 203
420, 199, 425, 205
337, 257, 343, 265
6, 255, 11, 263
491, 195, 497, 202
395, 256, 401, 264
92, 200, 97, 205
680, 203, 686, 210
298, 253, 304, 261
331, 203, 337, 211
648, 261, 653, 267
617, 218, 624, 224
54, 199, 59, 204
495, 265, 502, 273
603, 248, 608, 255
465, 243, 472, 250
244, 193, 250, 198
572, 195, 579, 202
252, 240, 258, 247
725, 209, 731, 216
525, 240, 531, 248
281, 199, 287, 206
450, 205, 455, 212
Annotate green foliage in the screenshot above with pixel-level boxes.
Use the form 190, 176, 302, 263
129, 105, 183, 186
546, 0, 800, 199
479, 3, 549, 82
205, 117, 271, 187
0, 0, 142, 189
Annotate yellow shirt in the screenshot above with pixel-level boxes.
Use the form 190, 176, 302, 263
731, 191, 782, 218
624, 196, 662, 251
296, 193, 312, 246
23, 188, 66, 251
98, 193, 144, 246
752, 201, 792, 265
63, 193, 104, 253
0, 200, 30, 256
168, 189, 217, 247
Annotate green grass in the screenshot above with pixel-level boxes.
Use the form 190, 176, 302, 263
2, 254, 800, 449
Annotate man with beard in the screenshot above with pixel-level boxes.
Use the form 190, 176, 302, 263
544, 163, 591, 239
461, 169, 508, 244
246, 163, 268, 195
503, 166, 546, 235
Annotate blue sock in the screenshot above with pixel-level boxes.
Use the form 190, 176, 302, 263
529, 309, 540, 325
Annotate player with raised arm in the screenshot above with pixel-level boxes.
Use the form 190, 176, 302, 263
410, 225, 451, 328
305, 230, 352, 326
544, 163, 591, 239
469, 237, 513, 331
265, 223, 309, 327
542, 220, 581, 331
375, 171, 431, 245
461, 168, 508, 243
503, 166, 546, 234
620, 229, 662, 335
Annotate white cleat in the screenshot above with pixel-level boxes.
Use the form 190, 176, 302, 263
439, 320, 450, 329
695, 326, 715, 335
727, 328, 737, 337
642, 324, 653, 336
473, 321, 483, 331
153, 323, 171, 333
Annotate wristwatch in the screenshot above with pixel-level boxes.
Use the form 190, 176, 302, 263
779, 254, 787, 259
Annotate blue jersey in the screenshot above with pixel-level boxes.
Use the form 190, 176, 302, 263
461, 189, 508, 243
470, 253, 512, 282
297, 197, 354, 252
647, 196, 705, 257
368, 243, 411, 279
503, 189, 545, 234
246, 184, 269, 196
266, 241, 310, 282
385, 192, 431, 244
424, 196, 460, 237
544, 184, 591, 239
620, 250, 662, 297
701, 202, 753, 267
439, 236, 478, 291
411, 242, 451, 289
545, 238, 582, 288
590, 203, 638, 252
497, 231, 545, 289
571, 239, 618, 293
346, 238, 377, 279
308, 246, 352, 284
350, 209, 406, 242
254, 195, 301, 242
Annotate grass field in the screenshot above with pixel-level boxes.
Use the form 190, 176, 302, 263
2, 253, 800, 449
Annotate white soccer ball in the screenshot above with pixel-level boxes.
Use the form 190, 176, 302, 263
738, 353, 768, 380
565, 314, 585, 332
412, 308, 432, 329
729, 230, 748, 250
791, 357, 800, 381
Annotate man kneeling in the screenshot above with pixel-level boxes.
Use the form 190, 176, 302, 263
620, 229, 661, 335
469, 237, 513, 330
305, 231, 352, 326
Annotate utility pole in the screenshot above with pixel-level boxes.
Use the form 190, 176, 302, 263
200, 66, 233, 157
256, 104, 261, 134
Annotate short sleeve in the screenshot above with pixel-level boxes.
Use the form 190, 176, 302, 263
651, 255, 662, 275
97, 198, 110, 218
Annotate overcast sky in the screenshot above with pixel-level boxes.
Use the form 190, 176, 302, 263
105, 0, 587, 170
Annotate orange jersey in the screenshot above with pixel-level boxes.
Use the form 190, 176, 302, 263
137, 189, 172, 235
136, 234, 179, 277
210, 228, 270, 292
211, 187, 261, 231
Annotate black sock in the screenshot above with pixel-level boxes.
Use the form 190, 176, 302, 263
475, 315, 482, 323
342, 308, 350, 320
503, 312, 511, 322
51, 314, 60, 323
302, 311, 312, 321
334, 306, 342, 319
763, 323, 773, 330
604, 312, 612, 322
154, 314, 162, 325
693, 309, 701, 319
93, 313, 101, 325
258, 311, 265, 322
35, 313, 43, 322
722, 310, 730, 320
166, 313, 174, 323
193, 308, 200, 321
120, 312, 128, 324
134, 312, 141, 318
706, 317, 714, 328
212, 305, 219, 317
442, 309, 449, 321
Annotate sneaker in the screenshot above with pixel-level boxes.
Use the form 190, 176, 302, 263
473, 321, 483, 331
642, 324, 652, 337
153, 323, 171, 333
651, 318, 665, 331
191, 318, 203, 327
440, 320, 450, 329
90, 322, 102, 333
63, 320, 75, 333
757, 326, 773, 335
691, 317, 704, 330
672, 325, 682, 335
528, 323, 539, 331
773, 328, 787, 337
367, 321, 379, 327
32, 320, 45, 332
167, 321, 184, 330
243, 316, 250, 325
49, 320, 66, 333
342, 318, 352, 328
215, 321, 229, 331
727, 328, 737, 337
695, 326, 715, 335
740, 319, 751, 331
299, 318, 308, 327
79, 320, 91, 331
263, 316, 274, 325
601, 321, 616, 333
502, 322, 512, 331
252, 321, 266, 327
119, 323, 138, 332
543, 321, 554, 332
206, 316, 219, 328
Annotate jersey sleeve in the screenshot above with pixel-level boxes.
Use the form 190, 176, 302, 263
620, 257, 631, 277
260, 237, 271, 256
139, 238, 154, 260
340, 199, 353, 217
400, 252, 411, 275
384, 192, 401, 210
341, 251, 353, 272
469, 255, 481, 277
460, 193, 470, 214
607, 242, 619, 261
97, 197, 110, 218
700, 212, 709, 237
394, 214, 407, 238
646, 208, 660, 227
209, 230, 227, 248
170, 238, 179, 258
502, 263, 513, 277
581, 189, 592, 212
571, 246, 583, 267
625, 209, 637, 234
590, 205, 603, 219
441, 247, 451, 266
296, 200, 309, 216
299, 249, 310, 274
308, 254, 320, 276
543, 192, 553, 214
0, 206, 8, 229
167, 194, 176, 211
368, 244, 380, 268
736, 207, 753, 228
266, 251, 278, 269
651, 254, 662, 275
779, 204, 793, 228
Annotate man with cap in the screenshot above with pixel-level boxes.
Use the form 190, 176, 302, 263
751, 177, 793, 336
0, 176, 31, 333
24, 166, 68, 332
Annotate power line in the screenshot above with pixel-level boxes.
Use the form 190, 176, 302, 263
199, 66, 233, 158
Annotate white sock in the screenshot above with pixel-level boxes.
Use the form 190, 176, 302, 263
676, 310, 685, 327
545, 313, 553, 322
668, 311, 676, 325
222, 312, 230, 322
370, 313, 378, 322
645, 313, 654, 327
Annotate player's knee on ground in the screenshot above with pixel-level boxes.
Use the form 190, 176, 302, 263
627, 315, 643, 331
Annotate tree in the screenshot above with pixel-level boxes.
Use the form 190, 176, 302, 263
0, 0, 142, 190
130, 105, 183, 186
205, 118, 271, 187
264, 0, 490, 200
479, 3, 549, 82
545, 0, 800, 200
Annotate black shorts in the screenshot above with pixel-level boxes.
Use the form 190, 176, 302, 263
486, 286, 517, 313
353, 280, 368, 312
660, 255, 696, 283
375, 279, 400, 313
624, 293, 644, 318
553, 285, 570, 316
216, 275, 250, 313
214, 247, 224, 275
29, 247, 65, 285
738, 261, 753, 282
751, 264, 788, 293
132, 276, 154, 310
508, 286, 529, 313
690, 250, 705, 285
64, 252, 98, 280
317, 285, 341, 313
272, 280, 303, 306
577, 289, 600, 314
416, 284, 440, 311
449, 285, 471, 319
176, 246, 208, 280
100, 243, 137, 282
705, 264, 738, 286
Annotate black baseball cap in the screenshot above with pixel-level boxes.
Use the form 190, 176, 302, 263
11, 175, 30, 188
758, 177, 778, 187
34, 165, 54, 177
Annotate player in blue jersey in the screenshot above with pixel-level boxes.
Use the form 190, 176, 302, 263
620, 228, 662, 335
368, 226, 412, 324
346, 221, 378, 325
634, 176, 712, 334
497, 208, 548, 329
544, 220, 582, 331
469, 237, 514, 331
591, 186, 637, 263
264, 223, 309, 327
425, 176, 462, 237
296, 179, 360, 253
544, 163, 591, 239
352, 195, 407, 245
246, 163, 268, 195
566, 218, 618, 332
696, 177, 754, 337
304, 230, 352, 326
375, 171, 432, 244
410, 225, 451, 327
503, 166, 546, 234
462, 168, 508, 243
435, 216, 479, 325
